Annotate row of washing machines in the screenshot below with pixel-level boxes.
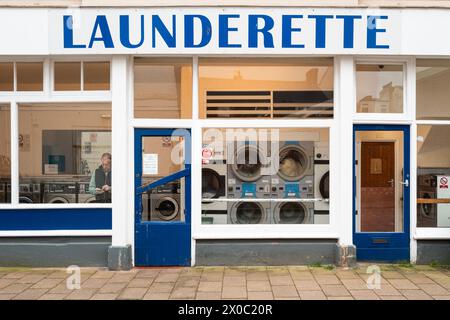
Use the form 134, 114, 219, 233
0, 179, 97, 204
201, 141, 330, 224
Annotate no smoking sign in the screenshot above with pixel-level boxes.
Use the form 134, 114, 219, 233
440, 176, 448, 189
202, 147, 213, 164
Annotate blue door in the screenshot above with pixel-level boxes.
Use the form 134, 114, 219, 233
353, 125, 410, 262
135, 129, 191, 266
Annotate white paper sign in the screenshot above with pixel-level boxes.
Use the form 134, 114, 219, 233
143, 153, 158, 175
44, 164, 58, 175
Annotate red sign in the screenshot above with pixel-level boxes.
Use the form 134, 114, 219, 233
440, 177, 448, 189
202, 147, 213, 164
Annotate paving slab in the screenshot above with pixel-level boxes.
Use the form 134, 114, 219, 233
0, 266, 448, 300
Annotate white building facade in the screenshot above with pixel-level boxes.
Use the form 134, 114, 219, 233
0, 2, 449, 269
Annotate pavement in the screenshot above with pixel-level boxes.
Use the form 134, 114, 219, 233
0, 263, 449, 300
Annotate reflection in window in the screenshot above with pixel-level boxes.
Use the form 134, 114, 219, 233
417, 59, 450, 120
83, 62, 110, 91
417, 125, 450, 227
356, 64, 403, 114
0, 63, 14, 91
134, 58, 193, 119
199, 58, 334, 119
18, 103, 112, 204
201, 128, 330, 224
0, 105, 11, 203
16, 62, 43, 91
54, 62, 81, 91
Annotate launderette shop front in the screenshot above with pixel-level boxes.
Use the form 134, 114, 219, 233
0, 7, 449, 269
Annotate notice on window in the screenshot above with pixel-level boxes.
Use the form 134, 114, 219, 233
143, 153, 158, 175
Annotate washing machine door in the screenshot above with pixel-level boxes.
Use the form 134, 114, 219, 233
232, 202, 266, 224
232, 145, 263, 182
319, 171, 330, 199
155, 197, 180, 221
19, 197, 33, 204
278, 145, 310, 181
48, 196, 69, 204
419, 192, 434, 217
274, 202, 308, 224
202, 168, 225, 200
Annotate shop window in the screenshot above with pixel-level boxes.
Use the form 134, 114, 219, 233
0, 63, 14, 91
198, 58, 334, 119
417, 125, 450, 228
201, 127, 330, 225
356, 64, 404, 114
16, 62, 43, 91
18, 103, 112, 204
134, 58, 193, 119
54, 62, 81, 91
0, 104, 11, 203
83, 62, 110, 91
417, 59, 450, 120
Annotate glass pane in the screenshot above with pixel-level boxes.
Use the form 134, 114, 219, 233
417, 59, 450, 120
417, 125, 450, 227
355, 131, 404, 232
54, 62, 81, 91
201, 127, 329, 224
140, 135, 186, 222
0, 104, 11, 203
18, 103, 112, 204
0, 63, 13, 91
83, 62, 110, 90
134, 58, 193, 119
356, 64, 403, 114
199, 58, 334, 119
16, 62, 43, 91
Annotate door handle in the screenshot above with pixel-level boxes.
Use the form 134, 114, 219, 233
387, 179, 394, 187
400, 179, 409, 188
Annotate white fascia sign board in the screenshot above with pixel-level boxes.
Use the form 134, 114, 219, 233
0, 8, 448, 55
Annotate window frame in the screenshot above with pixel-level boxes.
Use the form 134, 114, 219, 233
51, 57, 112, 95
130, 56, 339, 240
353, 57, 414, 122
0, 57, 112, 211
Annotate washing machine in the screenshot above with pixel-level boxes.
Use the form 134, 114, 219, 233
417, 174, 438, 227
273, 201, 314, 224
149, 182, 181, 222
77, 182, 97, 203
228, 201, 271, 224
43, 182, 77, 204
202, 160, 228, 224
314, 143, 330, 224
19, 180, 42, 204
0, 180, 6, 203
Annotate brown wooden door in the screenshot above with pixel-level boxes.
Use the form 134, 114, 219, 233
360, 142, 395, 232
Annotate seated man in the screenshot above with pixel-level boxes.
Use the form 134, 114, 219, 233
89, 152, 112, 203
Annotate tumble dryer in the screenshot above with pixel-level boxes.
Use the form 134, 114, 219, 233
201, 160, 227, 224
314, 143, 330, 224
